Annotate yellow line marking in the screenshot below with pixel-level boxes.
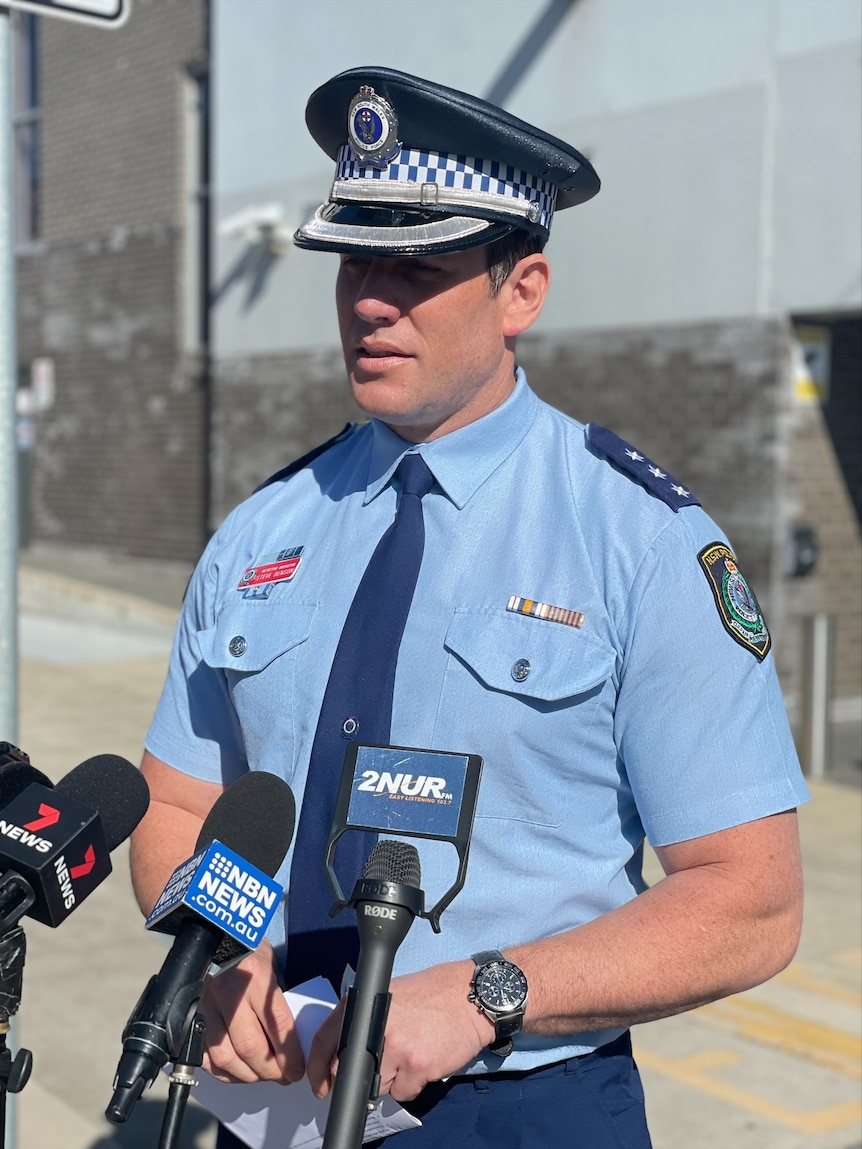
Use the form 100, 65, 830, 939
694, 996, 861, 1080
833, 949, 862, 972
778, 961, 862, 1005
673, 1050, 742, 1072
636, 1048, 862, 1134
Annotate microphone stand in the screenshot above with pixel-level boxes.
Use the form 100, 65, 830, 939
0, 871, 38, 1148
158, 1011, 206, 1149
322, 858, 424, 1149
0, 926, 34, 1149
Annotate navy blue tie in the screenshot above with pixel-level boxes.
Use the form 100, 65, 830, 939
285, 453, 435, 990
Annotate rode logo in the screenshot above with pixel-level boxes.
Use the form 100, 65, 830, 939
363, 904, 398, 920
359, 880, 398, 899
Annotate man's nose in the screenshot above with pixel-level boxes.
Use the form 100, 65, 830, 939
352, 260, 401, 325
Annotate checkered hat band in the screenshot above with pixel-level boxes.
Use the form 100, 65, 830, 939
335, 145, 558, 230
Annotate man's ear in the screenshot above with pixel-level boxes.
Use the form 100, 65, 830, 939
501, 254, 551, 338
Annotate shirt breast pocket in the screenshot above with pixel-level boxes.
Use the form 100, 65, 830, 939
196, 601, 318, 771
439, 609, 617, 827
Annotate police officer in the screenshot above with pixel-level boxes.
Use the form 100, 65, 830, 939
131, 68, 808, 1148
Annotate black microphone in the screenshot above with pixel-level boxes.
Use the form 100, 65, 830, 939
106, 770, 296, 1125
0, 753, 150, 933
0, 744, 53, 810
323, 839, 424, 1149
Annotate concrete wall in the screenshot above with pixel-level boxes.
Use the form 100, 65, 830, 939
211, 0, 862, 354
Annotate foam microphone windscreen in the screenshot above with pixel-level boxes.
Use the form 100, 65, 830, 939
0, 760, 53, 811
195, 770, 297, 878
55, 754, 151, 848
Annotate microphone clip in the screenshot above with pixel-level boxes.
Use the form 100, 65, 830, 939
345, 875, 425, 919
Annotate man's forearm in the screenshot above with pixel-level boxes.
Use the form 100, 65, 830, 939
129, 799, 206, 915
130, 752, 227, 916
506, 813, 803, 1036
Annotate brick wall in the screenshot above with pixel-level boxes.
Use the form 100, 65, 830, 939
211, 349, 360, 523
17, 229, 205, 559
210, 315, 861, 712
16, 0, 207, 563
39, 0, 204, 243
780, 392, 862, 713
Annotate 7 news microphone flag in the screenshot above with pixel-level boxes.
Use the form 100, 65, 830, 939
0, 748, 150, 1125
0, 751, 150, 933
107, 770, 296, 1126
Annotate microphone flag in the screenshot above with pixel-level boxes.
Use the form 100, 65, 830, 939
146, 841, 283, 959
0, 782, 111, 927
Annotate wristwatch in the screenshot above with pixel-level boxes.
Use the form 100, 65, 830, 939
468, 949, 528, 1058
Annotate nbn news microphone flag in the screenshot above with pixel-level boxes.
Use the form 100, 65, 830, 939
146, 841, 283, 955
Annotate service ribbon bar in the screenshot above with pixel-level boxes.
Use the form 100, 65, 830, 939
507, 596, 585, 629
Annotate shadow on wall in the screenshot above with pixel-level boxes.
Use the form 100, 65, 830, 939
212, 239, 281, 312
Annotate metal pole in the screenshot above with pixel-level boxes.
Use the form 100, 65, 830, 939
0, 7, 19, 747
0, 16, 21, 1146
800, 614, 833, 780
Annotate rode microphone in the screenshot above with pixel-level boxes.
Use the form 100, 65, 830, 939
0, 753, 150, 934
325, 743, 482, 932
323, 839, 423, 1149
106, 770, 296, 1125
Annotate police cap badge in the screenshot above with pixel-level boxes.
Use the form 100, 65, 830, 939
294, 66, 600, 256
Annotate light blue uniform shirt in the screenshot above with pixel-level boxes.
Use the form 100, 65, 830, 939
146, 370, 808, 1072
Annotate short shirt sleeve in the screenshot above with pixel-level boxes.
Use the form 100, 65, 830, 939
614, 509, 809, 847
144, 521, 249, 784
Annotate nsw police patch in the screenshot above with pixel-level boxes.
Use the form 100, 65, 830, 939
698, 542, 770, 661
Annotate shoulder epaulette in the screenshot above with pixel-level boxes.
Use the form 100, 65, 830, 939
587, 424, 700, 512
253, 423, 359, 493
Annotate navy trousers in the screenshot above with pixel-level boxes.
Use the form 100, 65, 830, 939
214, 1032, 652, 1149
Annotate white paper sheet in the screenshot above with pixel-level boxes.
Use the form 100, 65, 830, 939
185, 977, 422, 1149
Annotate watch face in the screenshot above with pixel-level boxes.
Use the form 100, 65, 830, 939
476, 961, 528, 1010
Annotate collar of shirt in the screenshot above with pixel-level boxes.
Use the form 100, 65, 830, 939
364, 367, 539, 509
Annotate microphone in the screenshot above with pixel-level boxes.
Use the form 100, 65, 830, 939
0, 743, 53, 810
322, 839, 423, 1149
106, 770, 296, 1125
0, 753, 150, 933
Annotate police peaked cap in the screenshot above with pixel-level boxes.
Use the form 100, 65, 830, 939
294, 66, 600, 256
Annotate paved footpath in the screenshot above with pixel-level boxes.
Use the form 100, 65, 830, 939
6, 551, 861, 1149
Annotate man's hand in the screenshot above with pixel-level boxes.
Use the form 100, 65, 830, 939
198, 940, 305, 1085
307, 960, 495, 1103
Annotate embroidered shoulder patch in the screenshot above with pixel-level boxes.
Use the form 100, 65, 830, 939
698, 542, 771, 661
587, 425, 700, 512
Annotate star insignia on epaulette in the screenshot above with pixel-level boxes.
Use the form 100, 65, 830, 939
586, 424, 701, 512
